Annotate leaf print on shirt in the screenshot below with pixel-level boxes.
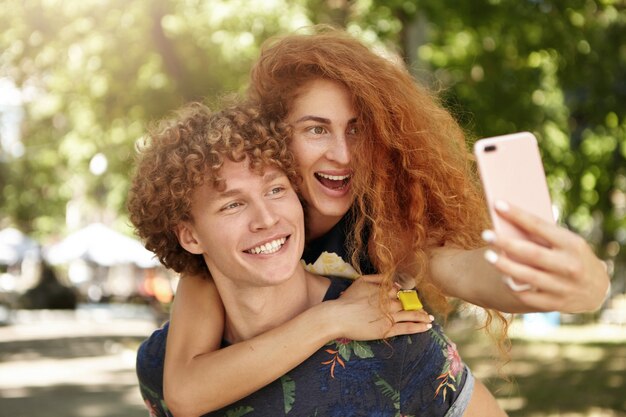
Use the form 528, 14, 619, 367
281, 375, 296, 414
336, 338, 375, 360
143, 399, 159, 417
322, 338, 375, 378
140, 382, 172, 417
321, 348, 345, 378
374, 374, 415, 417
430, 328, 464, 401
224, 406, 254, 417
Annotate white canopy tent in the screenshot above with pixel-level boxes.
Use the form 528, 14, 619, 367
45, 223, 159, 268
0, 227, 40, 265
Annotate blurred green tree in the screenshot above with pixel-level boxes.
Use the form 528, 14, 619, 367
0, 0, 624, 271
357, 0, 626, 266
0, 0, 311, 238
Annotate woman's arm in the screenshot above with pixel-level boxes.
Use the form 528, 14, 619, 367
164, 274, 432, 417
430, 202, 610, 314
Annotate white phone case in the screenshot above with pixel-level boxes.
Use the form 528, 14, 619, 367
474, 132, 555, 240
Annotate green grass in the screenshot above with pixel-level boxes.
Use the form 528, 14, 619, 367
448, 319, 626, 416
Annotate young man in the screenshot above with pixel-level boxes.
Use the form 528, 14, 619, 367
128, 101, 505, 416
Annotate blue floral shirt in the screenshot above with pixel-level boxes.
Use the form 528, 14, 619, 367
137, 278, 468, 417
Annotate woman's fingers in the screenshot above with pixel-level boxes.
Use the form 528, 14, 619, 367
495, 203, 599, 285
385, 309, 434, 337
387, 299, 434, 322
345, 275, 438, 333
386, 321, 432, 337
494, 200, 569, 248
485, 250, 565, 293
479, 202, 610, 313
483, 244, 609, 312
487, 234, 569, 273
392, 308, 434, 323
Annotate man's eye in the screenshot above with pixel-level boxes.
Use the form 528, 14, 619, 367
269, 186, 285, 196
221, 202, 242, 211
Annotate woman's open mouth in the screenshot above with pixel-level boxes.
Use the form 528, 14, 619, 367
314, 173, 351, 190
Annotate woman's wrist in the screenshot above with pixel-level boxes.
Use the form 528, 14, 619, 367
304, 300, 344, 341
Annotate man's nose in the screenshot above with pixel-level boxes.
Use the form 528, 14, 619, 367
250, 200, 280, 231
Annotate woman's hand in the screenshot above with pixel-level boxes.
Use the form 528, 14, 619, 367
482, 200, 610, 313
328, 274, 434, 340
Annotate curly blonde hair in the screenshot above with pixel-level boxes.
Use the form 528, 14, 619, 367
249, 26, 505, 331
127, 100, 298, 276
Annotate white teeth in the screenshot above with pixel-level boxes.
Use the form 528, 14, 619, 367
246, 237, 287, 255
317, 173, 350, 181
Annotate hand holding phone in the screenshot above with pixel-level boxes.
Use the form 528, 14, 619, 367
473, 132, 610, 302
473, 131, 555, 241
474, 132, 556, 291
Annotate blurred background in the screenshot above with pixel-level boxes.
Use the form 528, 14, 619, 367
0, 0, 624, 416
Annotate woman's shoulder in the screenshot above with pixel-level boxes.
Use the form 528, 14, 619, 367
176, 272, 217, 298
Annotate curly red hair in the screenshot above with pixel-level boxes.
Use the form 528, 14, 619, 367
127, 100, 297, 276
249, 26, 503, 328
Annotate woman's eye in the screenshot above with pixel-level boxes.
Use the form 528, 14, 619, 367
347, 125, 358, 135
308, 126, 326, 135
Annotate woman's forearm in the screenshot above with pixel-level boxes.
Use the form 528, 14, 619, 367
164, 300, 341, 417
429, 245, 534, 313
430, 214, 609, 314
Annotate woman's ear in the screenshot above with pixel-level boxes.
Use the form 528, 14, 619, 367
176, 222, 203, 255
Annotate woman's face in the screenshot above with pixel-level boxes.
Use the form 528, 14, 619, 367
286, 79, 358, 238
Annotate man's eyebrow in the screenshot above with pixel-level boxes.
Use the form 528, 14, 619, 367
263, 170, 287, 183
215, 188, 241, 199
215, 171, 287, 199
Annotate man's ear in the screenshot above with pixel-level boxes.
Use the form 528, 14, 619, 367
176, 222, 203, 255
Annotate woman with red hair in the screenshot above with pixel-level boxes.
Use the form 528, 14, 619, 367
138, 26, 608, 417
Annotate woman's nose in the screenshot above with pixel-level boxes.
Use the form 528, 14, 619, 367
325, 134, 351, 164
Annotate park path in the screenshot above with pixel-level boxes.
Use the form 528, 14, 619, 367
0, 304, 161, 417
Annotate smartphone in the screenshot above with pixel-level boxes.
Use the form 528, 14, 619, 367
474, 131, 555, 241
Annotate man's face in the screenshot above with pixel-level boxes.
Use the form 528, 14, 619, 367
180, 159, 305, 288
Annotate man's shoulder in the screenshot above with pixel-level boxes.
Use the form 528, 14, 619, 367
136, 322, 169, 393
322, 276, 353, 301
139, 322, 169, 358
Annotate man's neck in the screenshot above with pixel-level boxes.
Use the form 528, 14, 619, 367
305, 210, 344, 240
215, 267, 329, 343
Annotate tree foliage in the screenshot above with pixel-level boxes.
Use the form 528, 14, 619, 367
1, 0, 624, 267
365, 0, 626, 262
312, 0, 626, 262
0, 0, 311, 238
